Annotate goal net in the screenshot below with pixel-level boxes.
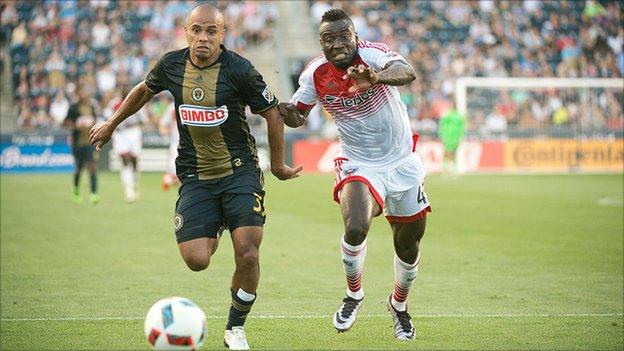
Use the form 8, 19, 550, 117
442, 77, 623, 173
455, 77, 623, 139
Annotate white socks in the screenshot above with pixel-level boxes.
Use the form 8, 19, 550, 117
341, 235, 366, 300
391, 253, 419, 312
120, 165, 136, 200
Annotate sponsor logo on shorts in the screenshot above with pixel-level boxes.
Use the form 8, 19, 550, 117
173, 213, 184, 231
178, 105, 228, 127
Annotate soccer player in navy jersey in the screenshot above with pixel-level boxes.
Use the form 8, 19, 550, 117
89, 5, 301, 349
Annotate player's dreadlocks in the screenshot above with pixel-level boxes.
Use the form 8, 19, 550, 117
320, 8, 354, 26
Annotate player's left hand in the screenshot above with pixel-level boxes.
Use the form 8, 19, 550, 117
343, 65, 378, 92
270, 163, 303, 181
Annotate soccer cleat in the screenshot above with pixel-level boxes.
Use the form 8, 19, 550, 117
89, 193, 100, 205
72, 193, 83, 204
224, 326, 250, 350
124, 188, 137, 203
386, 294, 415, 340
332, 296, 363, 332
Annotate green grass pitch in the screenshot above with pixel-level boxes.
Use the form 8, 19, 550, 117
1, 171, 623, 350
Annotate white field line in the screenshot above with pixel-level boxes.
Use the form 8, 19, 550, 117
1, 313, 622, 322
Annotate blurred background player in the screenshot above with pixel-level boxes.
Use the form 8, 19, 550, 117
107, 86, 147, 202
159, 101, 180, 191
63, 84, 99, 204
280, 9, 430, 340
438, 105, 466, 176
88, 4, 301, 350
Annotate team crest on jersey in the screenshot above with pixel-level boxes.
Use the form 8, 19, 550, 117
178, 104, 229, 127
262, 86, 274, 103
191, 87, 205, 102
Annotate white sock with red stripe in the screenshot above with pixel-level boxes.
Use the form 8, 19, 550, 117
391, 253, 420, 312
341, 235, 366, 300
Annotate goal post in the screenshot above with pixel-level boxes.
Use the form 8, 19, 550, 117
455, 76, 623, 138
438, 77, 624, 173
456, 77, 623, 116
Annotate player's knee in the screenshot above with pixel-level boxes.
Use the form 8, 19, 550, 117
236, 248, 259, 268
395, 247, 419, 264
183, 255, 210, 272
344, 223, 369, 244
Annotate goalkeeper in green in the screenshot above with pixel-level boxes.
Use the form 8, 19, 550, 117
438, 107, 466, 175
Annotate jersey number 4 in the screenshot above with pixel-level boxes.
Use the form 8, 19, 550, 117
417, 185, 428, 204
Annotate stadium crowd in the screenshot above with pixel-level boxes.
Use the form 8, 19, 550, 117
308, 0, 623, 137
1, 0, 277, 130
1, 0, 622, 137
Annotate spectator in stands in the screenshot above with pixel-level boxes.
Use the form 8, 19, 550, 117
2, 0, 622, 138
50, 90, 70, 128
300, 0, 622, 139
1, 0, 278, 132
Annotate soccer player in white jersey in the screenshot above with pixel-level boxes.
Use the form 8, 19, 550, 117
278, 9, 431, 340
108, 86, 147, 203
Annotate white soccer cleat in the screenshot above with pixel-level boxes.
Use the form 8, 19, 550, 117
224, 326, 250, 350
332, 296, 363, 332
124, 187, 137, 203
386, 294, 415, 340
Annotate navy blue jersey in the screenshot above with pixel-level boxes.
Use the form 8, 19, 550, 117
145, 46, 278, 182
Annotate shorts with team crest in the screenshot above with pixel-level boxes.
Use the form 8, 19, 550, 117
333, 152, 432, 223
173, 170, 266, 243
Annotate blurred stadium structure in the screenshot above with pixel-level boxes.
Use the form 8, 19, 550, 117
0, 0, 622, 174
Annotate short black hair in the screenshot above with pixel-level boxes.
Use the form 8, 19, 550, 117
320, 8, 353, 26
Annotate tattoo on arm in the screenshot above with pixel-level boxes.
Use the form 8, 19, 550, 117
376, 61, 416, 86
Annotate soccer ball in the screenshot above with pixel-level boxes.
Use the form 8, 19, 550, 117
144, 297, 207, 350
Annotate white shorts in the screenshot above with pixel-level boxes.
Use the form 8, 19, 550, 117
333, 153, 432, 223
112, 126, 142, 157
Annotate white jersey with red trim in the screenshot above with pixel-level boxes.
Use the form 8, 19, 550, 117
291, 41, 413, 169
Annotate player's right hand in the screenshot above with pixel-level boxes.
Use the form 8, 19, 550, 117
278, 102, 306, 128
89, 122, 114, 150
270, 163, 303, 181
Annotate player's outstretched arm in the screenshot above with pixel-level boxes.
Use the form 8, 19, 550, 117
344, 61, 416, 92
261, 106, 303, 180
89, 82, 155, 150
277, 102, 308, 128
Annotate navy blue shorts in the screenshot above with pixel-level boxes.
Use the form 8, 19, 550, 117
72, 145, 96, 165
173, 170, 266, 244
